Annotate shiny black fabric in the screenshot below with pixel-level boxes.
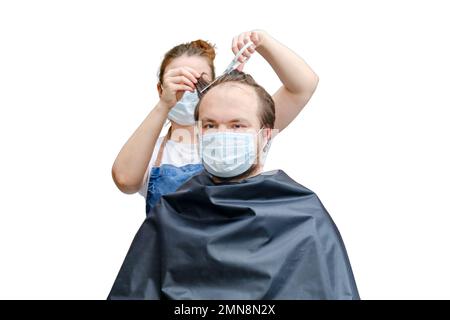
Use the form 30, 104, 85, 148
107, 169, 359, 300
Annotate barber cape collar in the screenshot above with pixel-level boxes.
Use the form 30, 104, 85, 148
107, 169, 359, 300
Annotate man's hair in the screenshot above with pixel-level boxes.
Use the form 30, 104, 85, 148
194, 70, 276, 128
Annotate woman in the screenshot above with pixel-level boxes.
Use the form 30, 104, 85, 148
111, 29, 320, 215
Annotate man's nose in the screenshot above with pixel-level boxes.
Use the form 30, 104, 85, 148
217, 124, 229, 132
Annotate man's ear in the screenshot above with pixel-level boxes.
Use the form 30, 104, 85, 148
262, 128, 272, 152
157, 83, 163, 98
261, 127, 279, 152
258, 128, 273, 165
257, 128, 270, 152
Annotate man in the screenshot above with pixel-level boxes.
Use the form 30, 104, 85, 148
193, 70, 276, 183
107, 71, 360, 300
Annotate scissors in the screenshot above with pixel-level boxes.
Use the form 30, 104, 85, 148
200, 41, 254, 94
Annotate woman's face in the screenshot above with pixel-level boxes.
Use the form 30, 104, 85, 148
162, 54, 213, 101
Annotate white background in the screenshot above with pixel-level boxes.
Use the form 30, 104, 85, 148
1, 0, 449, 299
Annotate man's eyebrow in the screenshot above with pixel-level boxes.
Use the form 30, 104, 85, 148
200, 117, 217, 123
228, 118, 250, 123
199, 118, 251, 124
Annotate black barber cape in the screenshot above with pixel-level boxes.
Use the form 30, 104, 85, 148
107, 169, 360, 300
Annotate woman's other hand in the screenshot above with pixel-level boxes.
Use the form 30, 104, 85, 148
231, 29, 267, 71
159, 66, 200, 108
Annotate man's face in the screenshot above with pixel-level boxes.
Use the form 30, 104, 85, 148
197, 82, 260, 134
197, 82, 269, 181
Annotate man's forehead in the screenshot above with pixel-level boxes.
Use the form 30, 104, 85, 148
203, 82, 257, 102
198, 82, 260, 124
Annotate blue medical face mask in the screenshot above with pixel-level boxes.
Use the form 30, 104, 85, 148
167, 90, 199, 126
199, 129, 266, 178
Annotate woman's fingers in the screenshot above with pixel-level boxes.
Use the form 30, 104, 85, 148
232, 32, 256, 63
181, 66, 201, 80
172, 84, 195, 93
237, 33, 249, 62
165, 67, 199, 84
160, 67, 199, 106
236, 60, 247, 72
231, 36, 239, 56
167, 75, 196, 90
165, 83, 194, 94
249, 31, 261, 48
247, 34, 256, 53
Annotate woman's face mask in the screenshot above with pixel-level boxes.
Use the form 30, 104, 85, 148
199, 129, 270, 178
167, 90, 200, 126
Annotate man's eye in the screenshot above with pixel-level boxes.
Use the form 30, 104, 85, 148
232, 124, 245, 129
203, 124, 215, 129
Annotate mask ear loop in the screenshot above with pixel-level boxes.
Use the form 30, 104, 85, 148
258, 128, 273, 164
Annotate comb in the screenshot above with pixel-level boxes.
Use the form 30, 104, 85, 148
194, 73, 211, 99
